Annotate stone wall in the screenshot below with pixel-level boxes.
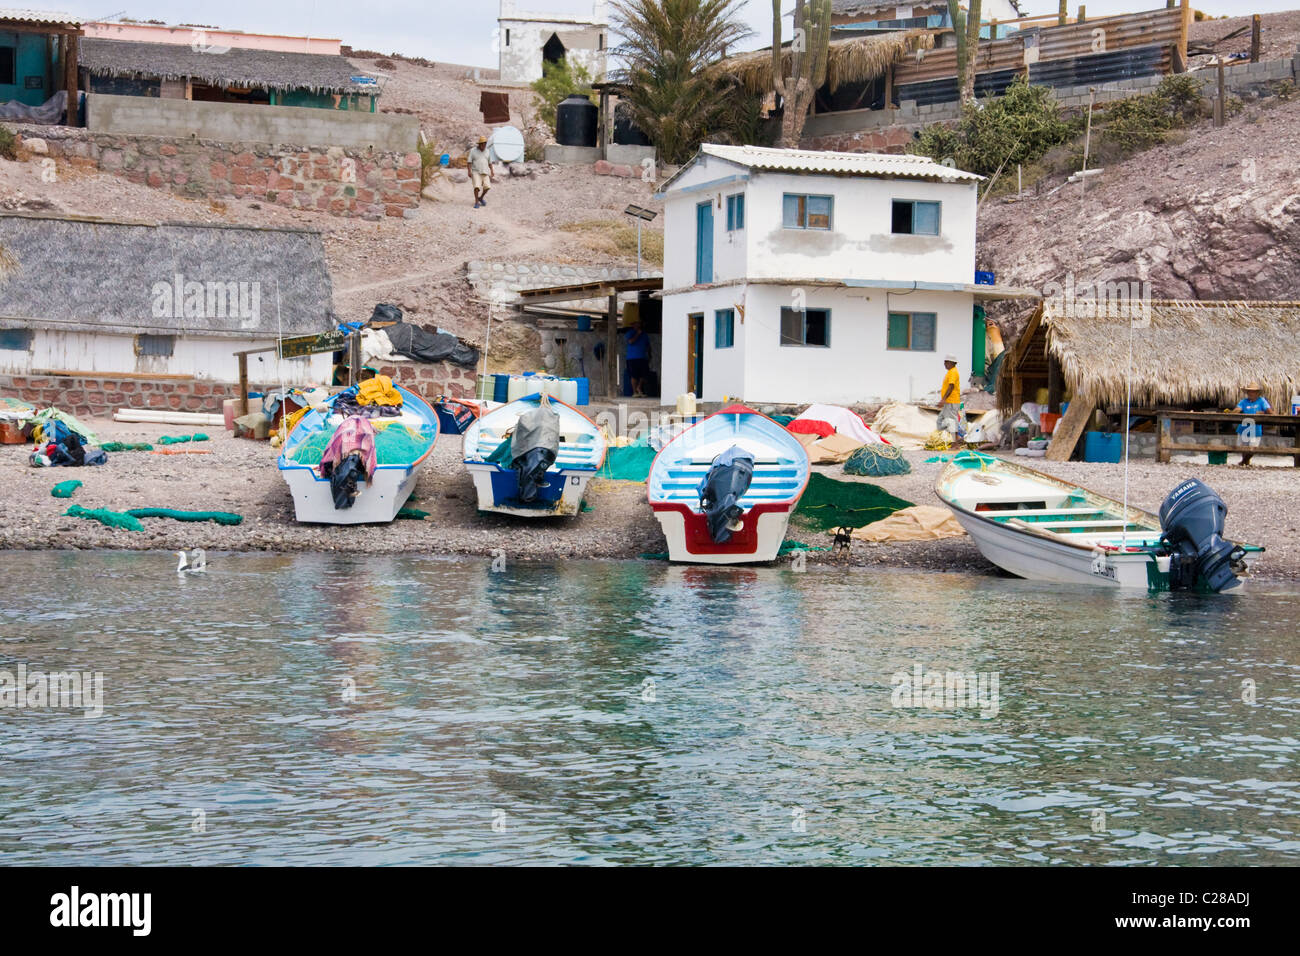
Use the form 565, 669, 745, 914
14, 126, 421, 220
0, 372, 248, 418
375, 360, 479, 401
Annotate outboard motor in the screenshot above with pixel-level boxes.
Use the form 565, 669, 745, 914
698, 445, 754, 544
1159, 478, 1243, 592
509, 398, 561, 504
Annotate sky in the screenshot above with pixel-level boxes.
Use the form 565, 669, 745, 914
54, 1, 1300, 66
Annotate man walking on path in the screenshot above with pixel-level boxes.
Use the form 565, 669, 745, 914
469, 136, 493, 208
936, 354, 963, 436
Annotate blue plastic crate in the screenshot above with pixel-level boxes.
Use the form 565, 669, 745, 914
975, 270, 996, 286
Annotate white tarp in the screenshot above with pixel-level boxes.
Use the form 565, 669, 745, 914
795, 404, 883, 444
871, 403, 938, 450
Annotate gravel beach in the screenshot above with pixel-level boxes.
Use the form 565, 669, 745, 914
2, 420, 1296, 582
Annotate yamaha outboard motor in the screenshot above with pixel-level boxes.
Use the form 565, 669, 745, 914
698, 445, 755, 544
510, 398, 561, 503
1159, 478, 1243, 592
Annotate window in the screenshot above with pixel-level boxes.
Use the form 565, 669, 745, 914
780, 307, 830, 347
0, 328, 31, 351
887, 312, 937, 351
715, 309, 735, 349
135, 334, 175, 357
505, 29, 510, 46
0, 47, 14, 86
726, 194, 745, 231
892, 200, 941, 235
782, 193, 832, 230
598, 33, 604, 51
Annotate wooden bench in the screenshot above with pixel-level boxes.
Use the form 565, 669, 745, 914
1134, 409, 1300, 467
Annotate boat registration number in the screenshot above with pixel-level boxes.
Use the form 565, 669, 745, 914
1091, 550, 1117, 580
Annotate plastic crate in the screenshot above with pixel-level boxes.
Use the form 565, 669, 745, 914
1084, 431, 1123, 463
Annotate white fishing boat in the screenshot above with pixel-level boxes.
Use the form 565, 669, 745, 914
462, 392, 606, 517
935, 451, 1262, 591
648, 404, 810, 564
278, 384, 439, 524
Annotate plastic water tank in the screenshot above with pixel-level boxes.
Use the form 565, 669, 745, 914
488, 126, 525, 164
507, 375, 530, 402
556, 95, 598, 148
559, 378, 578, 406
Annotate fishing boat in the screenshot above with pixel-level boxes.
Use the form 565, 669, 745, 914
462, 392, 606, 517
278, 383, 439, 524
648, 404, 810, 564
935, 451, 1262, 591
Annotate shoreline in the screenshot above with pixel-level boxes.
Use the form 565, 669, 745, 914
3, 421, 1296, 582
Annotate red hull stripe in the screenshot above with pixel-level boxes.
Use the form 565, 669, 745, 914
651, 501, 793, 555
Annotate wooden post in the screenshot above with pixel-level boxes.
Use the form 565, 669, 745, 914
1216, 57, 1226, 126
1157, 414, 1171, 464
1078, 5, 1086, 24
237, 353, 250, 417
1047, 356, 1064, 413
884, 63, 894, 109
348, 332, 362, 386
1058, 0, 1068, 27
605, 292, 618, 398
1173, 0, 1192, 74
1251, 14, 1262, 63
65, 32, 79, 126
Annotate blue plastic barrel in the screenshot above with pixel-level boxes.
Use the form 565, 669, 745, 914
576, 377, 589, 405
492, 374, 508, 403
1084, 431, 1123, 463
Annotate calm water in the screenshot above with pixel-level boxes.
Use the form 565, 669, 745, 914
2, 551, 1298, 866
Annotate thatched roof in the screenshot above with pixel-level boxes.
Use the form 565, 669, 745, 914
0, 213, 335, 338
714, 29, 934, 95
1001, 299, 1300, 411
832, 1, 948, 18
79, 38, 379, 95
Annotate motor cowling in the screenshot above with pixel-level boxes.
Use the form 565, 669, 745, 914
1159, 478, 1242, 592
698, 445, 755, 544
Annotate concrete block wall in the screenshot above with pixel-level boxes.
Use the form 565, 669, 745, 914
86, 93, 419, 153
14, 126, 421, 220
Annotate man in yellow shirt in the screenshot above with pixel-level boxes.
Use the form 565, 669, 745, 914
937, 354, 963, 435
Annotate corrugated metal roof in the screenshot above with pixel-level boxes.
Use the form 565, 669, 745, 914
0, 8, 80, 26
660, 143, 982, 193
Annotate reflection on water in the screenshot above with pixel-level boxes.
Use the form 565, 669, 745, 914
1, 551, 1297, 865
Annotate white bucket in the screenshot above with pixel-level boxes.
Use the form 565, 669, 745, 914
676, 392, 697, 417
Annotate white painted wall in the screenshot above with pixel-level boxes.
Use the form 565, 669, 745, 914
498, 4, 609, 86
661, 284, 975, 406
0, 330, 332, 384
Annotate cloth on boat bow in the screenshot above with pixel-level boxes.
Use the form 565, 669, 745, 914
320, 416, 377, 482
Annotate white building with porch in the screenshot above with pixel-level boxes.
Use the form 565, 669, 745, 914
655, 144, 1022, 406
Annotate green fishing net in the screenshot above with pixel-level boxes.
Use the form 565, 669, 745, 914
289, 424, 435, 467
65, 505, 144, 532
51, 480, 82, 498
158, 433, 210, 445
126, 508, 242, 526
792, 473, 913, 533
844, 443, 912, 477
597, 439, 656, 482
100, 442, 154, 452
396, 507, 430, 520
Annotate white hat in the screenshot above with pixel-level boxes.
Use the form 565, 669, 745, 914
944, 354, 959, 363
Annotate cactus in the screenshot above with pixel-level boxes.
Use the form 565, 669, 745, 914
771, 0, 832, 148
948, 0, 983, 104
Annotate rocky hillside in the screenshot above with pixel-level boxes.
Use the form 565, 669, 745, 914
977, 93, 1300, 331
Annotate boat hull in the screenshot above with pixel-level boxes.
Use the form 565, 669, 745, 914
652, 501, 794, 564
282, 459, 428, 525
466, 462, 596, 517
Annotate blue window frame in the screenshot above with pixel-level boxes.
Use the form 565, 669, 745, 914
715, 309, 735, 348
780, 307, 830, 347
0, 328, 31, 351
726, 194, 744, 231
782, 193, 832, 230
695, 200, 714, 285
892, 199, 941, 235
887, 312, 936, 351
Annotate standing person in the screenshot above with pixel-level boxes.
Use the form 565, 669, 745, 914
936, 354, 963, 436
469, 136, 493, 208
1233, 383, 1271, 463
623, 321, 651, 398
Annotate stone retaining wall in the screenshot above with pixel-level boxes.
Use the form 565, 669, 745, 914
11, 126, 422, 220
1, 372, 245, 419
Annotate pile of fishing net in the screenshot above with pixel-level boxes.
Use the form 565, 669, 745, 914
843, 443, 911, 477
792, 473, 913, 533
597, 437, 656, 482
289, 423, 435, 467
126, 508, 242, 526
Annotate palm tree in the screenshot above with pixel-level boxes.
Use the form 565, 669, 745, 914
609, 0, 755, 166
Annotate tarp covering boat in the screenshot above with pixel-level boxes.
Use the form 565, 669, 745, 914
697, 445, 754, 544
510, 397, 561, 503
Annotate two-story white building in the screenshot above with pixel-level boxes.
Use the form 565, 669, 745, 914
655, 144, 1003, 406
